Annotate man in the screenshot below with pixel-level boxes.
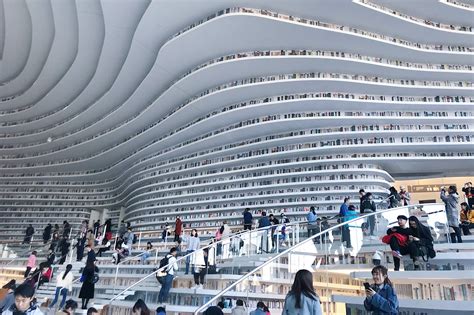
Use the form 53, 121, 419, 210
23, 225, 35, 244
243, 208, 253, 230
42, 223, 52, 244
87, 307, 99, 315
93, 220, 101, 236
306, 206, 317, 237
62, 221, 71, 238
359, 189, 367, 210
204, 301, 224, 315
385, 215, 411, 271
399, 186, 411, 206
174, 216, 183, 243
158, 247, 178, 304
360, 192, 376, 236
46, 249, 56, 265
2, 283, 43, 315
125, 227, 135, 247
462, 182, 474, 208
258, 212, 271, 253
269, 214, 280, 249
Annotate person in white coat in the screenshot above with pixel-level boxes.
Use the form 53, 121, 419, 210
48, 264, 74, 310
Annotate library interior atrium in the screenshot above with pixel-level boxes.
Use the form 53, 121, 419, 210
0, 0, 473, 314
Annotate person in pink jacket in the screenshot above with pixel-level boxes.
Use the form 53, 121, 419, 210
24, 251, 37, 278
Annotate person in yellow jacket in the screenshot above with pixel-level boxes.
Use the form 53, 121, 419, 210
460, 202, 474, 235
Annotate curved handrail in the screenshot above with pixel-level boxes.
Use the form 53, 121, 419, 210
107, 218, 310, 305
194, 203, 446, 313
0, 242, 51, 269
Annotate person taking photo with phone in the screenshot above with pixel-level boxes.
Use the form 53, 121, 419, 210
364, 265, 399, 314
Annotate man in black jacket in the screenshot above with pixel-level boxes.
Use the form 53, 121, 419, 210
23, 225, 35, 244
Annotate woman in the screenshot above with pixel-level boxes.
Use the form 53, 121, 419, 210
24, 251, 37, 278
140, 242, 153, 264
185, 230, 200, 274
387, 187, 401, 209
282, 269, 322, 315
364, 265, 399, 314
460, 202, 474, 235
49, 264, 74, 310
407, 216, 435, 269
440, 185, 462, 243
132, 298, 150, 315
79, 260, 99, 309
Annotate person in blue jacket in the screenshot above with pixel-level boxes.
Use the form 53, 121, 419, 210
364, 265, 399, 314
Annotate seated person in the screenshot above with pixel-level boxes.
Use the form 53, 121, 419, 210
96, 237, 111, 257
112, 244, 130, 264
460, 202, 474, 235
382, 215, 410, 271
407, 216, 435, 270
38, 263, 53, 288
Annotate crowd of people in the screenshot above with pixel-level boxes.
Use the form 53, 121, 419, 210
3, 180, 472, 314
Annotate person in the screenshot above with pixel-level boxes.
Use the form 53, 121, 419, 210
93, 220, 100, 236
372, 250, 382, 266
363, 265, 399, 314
249, 301, 268, 315
79, 260, 99, 309
282, 269, 322, 315
118, 220, 128, 239
94, 232, 103, 247
132, 299, 151, 315
0, 281, 16, 313
96, 237, 111, 257
174, 216, 183, 243
53, 224, 60, 236
85, 245, 96, 264
161, 223, 171, 242
125, 227, 135, 247
341, 205, 358, 248
387, 187, 401, 209
23, 224, 35, 244
43, 223, 52, 244
204, 302, 224, 315
269, 214, 279, 248
360, 192, 376, 236
48, 264, 74, 310
192, 246, 209, 289
24, 251, 37, 278
158, 247, 178, 304
1, 283, 43, 315
359, 189, 367, 209
258, 211, 271, 253
243, 208, 253, 230
460, 202, 474, 235
104, 218, 113, 241
87, 307, 99, 315
440, 185, 462, 243
307, 206, 317, 237
46, 249, 56, 265
37, 263, 53, 288
112, 243, 130, 264
141, 242, 154, 264
156, 306, 166, 315
382, 215, 410, 271
185, 230, 200, 274
231, 299, 247, 315
62, 221, 71, 238
58, 236, 70, 265
56, 299, 78, 315
50, 232, 60, 252
407, 216, 435, 270
74, 236, 86, 262
462, 182, 474, 208
399, 186, 411, 206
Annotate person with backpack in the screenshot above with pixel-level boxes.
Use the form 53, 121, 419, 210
157, 247, 178, 304
361, 192, 377, 236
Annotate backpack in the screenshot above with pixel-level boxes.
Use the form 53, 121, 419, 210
155, 255, 171, 284
132, 234, 138, 244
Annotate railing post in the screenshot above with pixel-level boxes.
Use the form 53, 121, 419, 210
113, 264, 119, 296
155, 247, 159, 264
138, 232, 142, 250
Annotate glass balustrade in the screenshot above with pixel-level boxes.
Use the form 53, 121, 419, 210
194, 203, 465, 315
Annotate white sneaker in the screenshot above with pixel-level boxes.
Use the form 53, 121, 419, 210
191, 284, 198, 289
198, 284, 203, 289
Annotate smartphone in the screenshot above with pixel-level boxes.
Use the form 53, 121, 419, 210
363, 282, 371, 290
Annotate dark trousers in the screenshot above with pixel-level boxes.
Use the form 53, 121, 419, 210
342, 226, 351, 248
243, 224, 252, 230
193, 268, 207, 285
367, 216, 375, 235
461, 223, 474, 235
24, 266, 32, 278
158, 274, 174, 303
389, 237, 409, 271
450, 226, 463, 243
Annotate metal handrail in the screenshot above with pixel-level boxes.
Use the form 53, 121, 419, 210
194, 203, 446, 313
107, 218, 309, 306
0, 242, 51, 269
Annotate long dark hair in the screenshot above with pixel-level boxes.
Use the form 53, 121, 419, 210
371, 265, 393, 287
290, 269, 318, 308
132, 298, 150, 315
62, 264, 72, 280
408, 216, 433, 242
